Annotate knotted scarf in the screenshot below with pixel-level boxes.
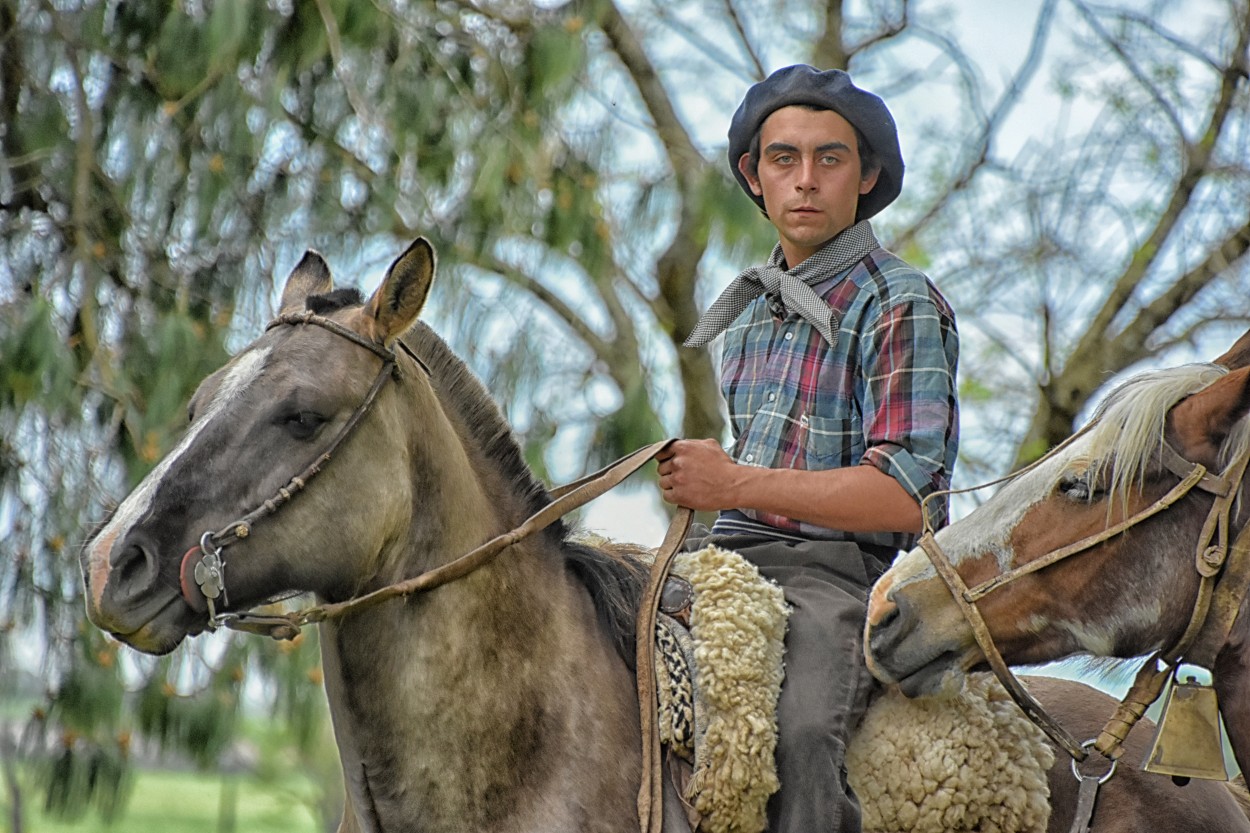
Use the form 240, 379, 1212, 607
685, 222, 879, 349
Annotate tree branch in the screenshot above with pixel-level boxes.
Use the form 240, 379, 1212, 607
1070, 0, 1187, 138
890, 0, 1057, 252
471, 253, 615, 359
812, 0, 849, 69
724, 0, 766, 78
598, 0, 703, 176
1065, 15, 1250, 375
598, 0, 721, 439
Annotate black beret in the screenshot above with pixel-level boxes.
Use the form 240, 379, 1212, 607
728, 65, 904, 221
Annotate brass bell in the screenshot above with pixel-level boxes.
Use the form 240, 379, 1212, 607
1143, 672, 1231, 782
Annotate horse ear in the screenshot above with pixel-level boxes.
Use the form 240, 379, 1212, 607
1214, 328, 1250, 370
1169, 367, 1250, 467
363, 238, 436, 346
279, 250, 334, 315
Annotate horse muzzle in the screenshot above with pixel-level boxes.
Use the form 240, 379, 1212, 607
82, 530, 199, 654
864, 578, 979, 696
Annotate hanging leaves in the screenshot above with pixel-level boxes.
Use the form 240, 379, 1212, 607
0, 295, 77, 414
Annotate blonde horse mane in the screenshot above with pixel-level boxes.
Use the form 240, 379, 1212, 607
1083, 362, 1250, 509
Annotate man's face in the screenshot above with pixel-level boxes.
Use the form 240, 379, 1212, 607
738, 106, 879, 267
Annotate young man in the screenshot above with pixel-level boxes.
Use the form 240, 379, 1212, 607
658, 65, 959, 832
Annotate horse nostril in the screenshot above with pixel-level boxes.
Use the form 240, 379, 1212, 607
875, 603, 900, 632
110, 540, 160, 600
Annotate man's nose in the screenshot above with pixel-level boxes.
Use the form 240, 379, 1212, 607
795, 157, 818, 190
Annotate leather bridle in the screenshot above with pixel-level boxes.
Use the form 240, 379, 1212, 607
915, 429, 1250, 767
181, 311, 688, 638
181, 310, 425, 628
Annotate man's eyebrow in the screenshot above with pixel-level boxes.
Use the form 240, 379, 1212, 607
762, 141, 852, 155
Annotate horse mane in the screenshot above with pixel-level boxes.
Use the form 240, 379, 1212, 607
1084, 362, 1250, 508
402, 322, 647, 665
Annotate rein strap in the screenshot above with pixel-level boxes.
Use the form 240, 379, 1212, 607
211, 439, 686, 636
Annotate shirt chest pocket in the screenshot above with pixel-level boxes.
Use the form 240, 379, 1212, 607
802, 413, 863, 470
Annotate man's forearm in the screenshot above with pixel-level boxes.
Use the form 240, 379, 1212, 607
727, 463, 923, 534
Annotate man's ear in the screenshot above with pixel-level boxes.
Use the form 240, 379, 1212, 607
738, 152, 763, 196
859, 166, 880, 196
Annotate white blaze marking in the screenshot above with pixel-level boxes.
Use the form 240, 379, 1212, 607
887, 433, 1095, 592
87, 347, 270, 598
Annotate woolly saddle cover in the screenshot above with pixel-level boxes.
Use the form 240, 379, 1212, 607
656, 544, 790, 833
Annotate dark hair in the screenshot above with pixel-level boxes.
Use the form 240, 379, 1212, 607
744, 104, 881, 185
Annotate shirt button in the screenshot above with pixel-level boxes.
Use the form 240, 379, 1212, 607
745, 454, 755, 463
784, 332, 794, 341
767, 392, 776, 402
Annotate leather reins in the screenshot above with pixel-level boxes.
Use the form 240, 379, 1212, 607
179, 310, 688, 833
916, 431, 1250, 767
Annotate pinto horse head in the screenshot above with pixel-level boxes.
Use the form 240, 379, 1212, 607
866, 344, 1250, 697
80, 240, 437, 654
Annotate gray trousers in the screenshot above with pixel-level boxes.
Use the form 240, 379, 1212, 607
686, 528, 889, 833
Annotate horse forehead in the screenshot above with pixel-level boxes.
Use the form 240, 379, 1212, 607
209, 344, 273, 405
944, 438, 1092, 559
889, 435, 1094, 586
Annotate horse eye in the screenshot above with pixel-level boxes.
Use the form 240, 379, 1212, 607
1058, 473, 1092, 502
282, 410, 327, 441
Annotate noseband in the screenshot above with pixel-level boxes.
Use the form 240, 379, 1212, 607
916, 429, 1250, 768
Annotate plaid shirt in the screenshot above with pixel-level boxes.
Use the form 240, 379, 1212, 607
710, 230, 959, 552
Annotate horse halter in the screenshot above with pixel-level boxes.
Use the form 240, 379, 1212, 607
915, 428, 1250, 770
183, 310, 426, 631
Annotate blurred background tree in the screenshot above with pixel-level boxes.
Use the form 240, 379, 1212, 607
2, 0, 1248, 827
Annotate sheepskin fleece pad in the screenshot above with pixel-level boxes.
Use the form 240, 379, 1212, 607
668, 544, 790, 833
847, 674, 1055, 833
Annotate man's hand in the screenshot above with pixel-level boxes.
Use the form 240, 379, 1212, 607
656, 439, 742, 511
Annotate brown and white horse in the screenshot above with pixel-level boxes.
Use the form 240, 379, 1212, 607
865, 331, 1250, 826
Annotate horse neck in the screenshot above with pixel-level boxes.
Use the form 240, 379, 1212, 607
319, 388, 642, 832
1213, 489, 1250, 781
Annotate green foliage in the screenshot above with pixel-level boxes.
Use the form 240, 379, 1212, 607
959, 377, 995, 404
117, 310, 229, 482
35, 739, 134, 823
525, 24, 587, 101
5, 0, 1245, 827
0, 295, 77, 413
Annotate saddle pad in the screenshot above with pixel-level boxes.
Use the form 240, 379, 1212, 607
659, 544, 790, 833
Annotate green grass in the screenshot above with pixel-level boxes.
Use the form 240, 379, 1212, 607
5, 767, 322, 833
